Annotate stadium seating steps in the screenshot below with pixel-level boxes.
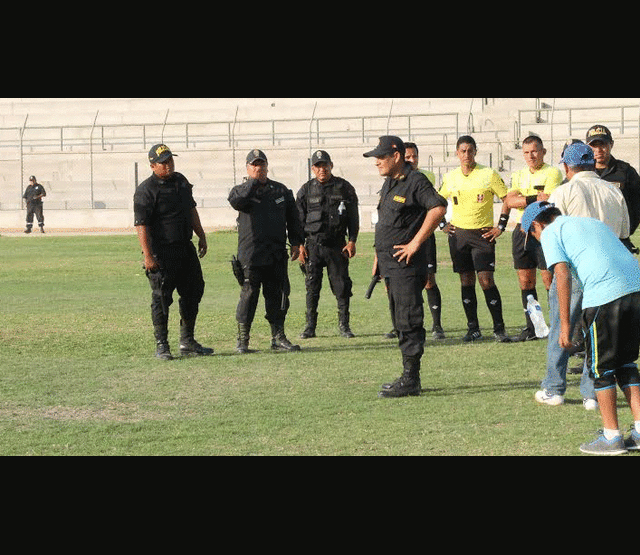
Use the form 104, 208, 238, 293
0, 98, 638, 229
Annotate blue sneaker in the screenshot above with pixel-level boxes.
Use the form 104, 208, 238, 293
579, 432, 627, 455
624, 428, 640, 451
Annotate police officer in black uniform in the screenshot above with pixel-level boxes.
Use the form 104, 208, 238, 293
23, 175, 46, 233
228, 149, 306, 354
296, 150, 359, 339
586, 124, 640, 252
364, 136, 447, 398
134, 144, 213, 360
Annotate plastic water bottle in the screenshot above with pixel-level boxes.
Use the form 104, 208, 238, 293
526, 295, 549, 338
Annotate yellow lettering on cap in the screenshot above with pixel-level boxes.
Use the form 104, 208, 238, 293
156, 145, 170, 156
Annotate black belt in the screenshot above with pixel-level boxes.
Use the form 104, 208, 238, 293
307, 237, 343, 248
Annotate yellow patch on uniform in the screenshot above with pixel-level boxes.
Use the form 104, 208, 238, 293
393, 195, 406, 203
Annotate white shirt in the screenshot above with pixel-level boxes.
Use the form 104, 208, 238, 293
547, 170, 630, 239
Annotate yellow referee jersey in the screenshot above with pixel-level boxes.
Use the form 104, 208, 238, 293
509, 163, 563, 223
439, 164, 508, 229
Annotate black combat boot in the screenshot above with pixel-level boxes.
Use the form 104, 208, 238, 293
338, 304, 355, 338
236, 322, 251, 354
154, 324, 173, 361
300, 310, 317, 339
378, 355, 421, 398
271, 322, 301, 352
179, 319, 214, 356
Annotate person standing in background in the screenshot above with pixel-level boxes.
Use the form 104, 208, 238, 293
23, 175, 46, 234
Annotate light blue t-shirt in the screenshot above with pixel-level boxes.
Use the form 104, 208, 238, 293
541, 215, 640, 309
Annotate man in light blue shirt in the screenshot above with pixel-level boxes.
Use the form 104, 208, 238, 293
541, 215, 640, 310
522, 201, 640, 455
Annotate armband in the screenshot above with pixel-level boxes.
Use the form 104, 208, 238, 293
497, 213, 509, 231
525, 195, 538, 206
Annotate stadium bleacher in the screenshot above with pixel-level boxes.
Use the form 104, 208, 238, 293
0, 97, 638, 231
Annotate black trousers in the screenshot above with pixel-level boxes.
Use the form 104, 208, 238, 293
304, 242, 352, 311
236, 257, 290, 326
147, 242, 205, 328
385, 272, 427, 359
26, 202, 44, 226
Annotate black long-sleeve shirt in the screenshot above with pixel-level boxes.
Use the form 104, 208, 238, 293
228, 178, 304, 266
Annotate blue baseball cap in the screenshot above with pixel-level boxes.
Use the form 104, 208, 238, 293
559, 142, 595, 166
521, 201, 556, 234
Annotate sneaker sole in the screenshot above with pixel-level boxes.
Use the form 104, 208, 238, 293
579, 445, 627, 455
535, 391, 564, 406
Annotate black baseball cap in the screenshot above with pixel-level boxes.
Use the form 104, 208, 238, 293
148, 144, 177, 163
586, 124, 613, 145
246, 149, 268, 164
311, 150, 332, 165
363, 136, 405, 158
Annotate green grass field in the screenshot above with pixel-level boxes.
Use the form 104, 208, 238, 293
1, 229, 637, 456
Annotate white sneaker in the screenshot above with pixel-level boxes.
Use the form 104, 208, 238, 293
583, 398, 598, 411
535, 389, 565, 406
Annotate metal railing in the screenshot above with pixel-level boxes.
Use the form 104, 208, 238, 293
516, 103, 640, 142
0, 112, 461, 154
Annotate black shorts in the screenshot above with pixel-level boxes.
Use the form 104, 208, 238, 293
583, 292, 640, 390
448, 227, 495, 273
425, 233, 437, 274
512, 223, 548, 270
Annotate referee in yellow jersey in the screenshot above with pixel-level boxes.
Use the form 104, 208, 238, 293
439, 135, 511, 342
501, 135, 562, 341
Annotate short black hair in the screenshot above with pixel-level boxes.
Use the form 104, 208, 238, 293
534, 203, 562, 225
404, 142, 418, 153
456, 135, 477, 150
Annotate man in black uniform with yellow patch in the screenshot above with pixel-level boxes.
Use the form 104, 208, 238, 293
586, 124, 640, 254
134, 144, 213, 360
365, 136, 447, 398
296, 150, 359, 339
229, 149, 306, 354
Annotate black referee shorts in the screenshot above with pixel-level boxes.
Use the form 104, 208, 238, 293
448, 227, 495, 274
583, 291, 640, 391
512, 223, 547, 270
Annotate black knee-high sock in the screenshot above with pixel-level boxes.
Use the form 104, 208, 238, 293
521, 288, 537, 331
461, 285, 478, 330
483, 285, 504, 331
426, 285, 442, 329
